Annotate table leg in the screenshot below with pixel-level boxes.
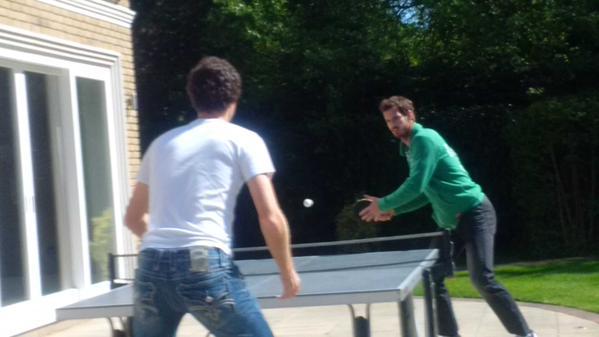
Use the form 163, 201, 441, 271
347, 304, 371, 337
399, 294, 418, 337
422, 269, 437, 337
105, 317, 133, 337
124, 317, 133, 337
106, 317, 127, 337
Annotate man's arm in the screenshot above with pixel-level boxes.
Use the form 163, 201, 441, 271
393, 193, 430, 215
124, 182, 149, 238
247, 174, 300, 299
361, 137, 436, 222
379, 136, 437, 211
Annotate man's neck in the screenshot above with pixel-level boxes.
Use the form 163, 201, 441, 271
197, 103, 237, 122
400, 122, 415, 146
198, 113, 227, 121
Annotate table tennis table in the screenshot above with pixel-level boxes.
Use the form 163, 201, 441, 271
57, 242, 441, 337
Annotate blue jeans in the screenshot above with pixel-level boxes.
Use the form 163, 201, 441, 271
433, 197, 531, 337
133, 247, 274, 337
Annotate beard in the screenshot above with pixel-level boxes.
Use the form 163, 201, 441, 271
392, 128, 407, 139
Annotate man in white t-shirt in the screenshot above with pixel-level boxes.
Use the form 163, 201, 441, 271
124, 56, 300, 337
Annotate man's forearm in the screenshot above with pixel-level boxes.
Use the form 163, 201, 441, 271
248, 174, 300, 298
391, 193, 430, 215
126, 215, 148, 238
124, 182, 149, 239
259, 212, 295, 274
379, 179, 423, 211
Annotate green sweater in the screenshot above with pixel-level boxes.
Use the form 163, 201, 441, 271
379, 123, 485, 229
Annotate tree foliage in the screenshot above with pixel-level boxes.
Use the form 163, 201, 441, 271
409, 0, 599, 105
194, 0, 420, 242
508, 92, 599, 257
131, 0, 599, 256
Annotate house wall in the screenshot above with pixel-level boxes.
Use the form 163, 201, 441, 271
0, 1, 139, 334
0, 0, 141, 184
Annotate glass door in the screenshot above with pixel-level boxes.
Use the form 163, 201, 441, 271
0, 66, 65, 305
76, 77, 115, 284
26, 71, 62, 295
0, 67, 27, 306
0, 59, 126, 311
0, 63, 124, 306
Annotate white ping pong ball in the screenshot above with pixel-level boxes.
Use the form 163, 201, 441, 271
303, 198, 314, 208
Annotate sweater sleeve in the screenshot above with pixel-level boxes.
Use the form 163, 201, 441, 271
392, 193, 430, 215
379, 135, 438, 212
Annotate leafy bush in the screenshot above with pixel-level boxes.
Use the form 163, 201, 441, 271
335, 202, 378, 253
89, 208, 114, 281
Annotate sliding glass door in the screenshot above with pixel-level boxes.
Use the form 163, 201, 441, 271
76, 77, 115, 284
0, 67, 27, 306
0, 62, 121, 308
26, 71, 62, 296
0, 67, 64, 305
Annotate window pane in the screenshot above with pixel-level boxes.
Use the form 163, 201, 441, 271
0, 67, 27, 306
76, 78, 114, 283
25, 71, 62, 295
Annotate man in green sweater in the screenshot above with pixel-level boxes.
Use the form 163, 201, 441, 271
360, 96, 537, 337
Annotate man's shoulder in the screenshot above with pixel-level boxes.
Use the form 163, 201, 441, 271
147, 124, 181, 147
222, 123, 265, 144
225, 122, 258, 135
149, 120, 266, 154
157, 119, 199, 137
413, 125, 445, 144
163, 119, 260, 138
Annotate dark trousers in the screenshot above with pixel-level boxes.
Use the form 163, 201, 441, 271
434, 197, 531, 337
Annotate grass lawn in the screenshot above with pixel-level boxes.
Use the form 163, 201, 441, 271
416, 257, 599, 314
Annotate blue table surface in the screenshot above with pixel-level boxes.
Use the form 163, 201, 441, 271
57, 249, 438, 319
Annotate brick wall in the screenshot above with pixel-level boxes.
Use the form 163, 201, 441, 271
0, 0, 140, 185
114, 0, 131, 8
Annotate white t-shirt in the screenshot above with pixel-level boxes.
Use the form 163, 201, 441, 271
137, 118, 275, 254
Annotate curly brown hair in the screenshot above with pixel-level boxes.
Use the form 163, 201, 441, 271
186, 56, 242, 114
378, 96, 415, 117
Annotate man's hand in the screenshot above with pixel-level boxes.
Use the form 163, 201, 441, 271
280, 269, 301, 299
359, 195, 394, 222
376, 211, 394, 222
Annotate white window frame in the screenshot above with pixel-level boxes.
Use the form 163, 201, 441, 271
37, 0, 135, 28
0, 24, 134, 336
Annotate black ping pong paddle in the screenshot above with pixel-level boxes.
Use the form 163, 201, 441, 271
353, 198, 372, 218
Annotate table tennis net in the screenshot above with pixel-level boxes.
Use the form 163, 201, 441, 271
108, 231, 453, 288
238, 249, 439, 277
